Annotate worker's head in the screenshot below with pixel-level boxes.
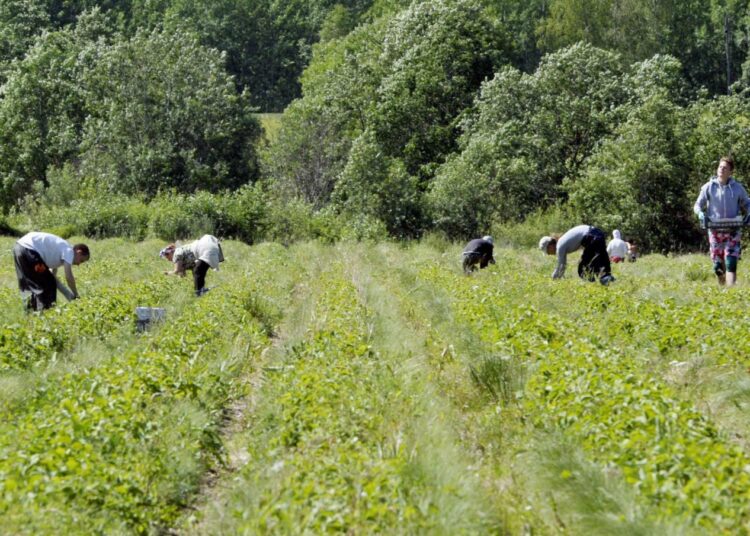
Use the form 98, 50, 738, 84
483, 235, 493, 245
538, 236, 557, 255
613, 230, 621, 240
73, 244, 90, 265
159, 244, 176, 262
718, 156, 734, 182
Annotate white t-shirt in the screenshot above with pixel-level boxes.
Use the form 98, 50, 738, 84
17, 232, 74, 269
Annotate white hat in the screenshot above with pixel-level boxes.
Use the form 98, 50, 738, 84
483, 235, 493, 244
538, 236, 553, 251
613, 229, 622, 240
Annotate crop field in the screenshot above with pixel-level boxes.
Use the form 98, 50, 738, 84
2, 236, 750, 534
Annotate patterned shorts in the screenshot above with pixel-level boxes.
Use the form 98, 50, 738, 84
709, 229, 741, 261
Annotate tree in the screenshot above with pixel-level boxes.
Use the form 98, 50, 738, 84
566, 55, 696, 252
370, 0, 510, 179
0, 11, 108, 211
332, 129, 424, 238
265, 16, 387, 207
428, 42, 628, 237
79, 29, 261, 196
567, 96, 693, 252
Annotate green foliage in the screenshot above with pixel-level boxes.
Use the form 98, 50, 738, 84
79, 29, 261, 196
370, 0, 509, 177
0, 21, 96, 212
491, 204, 580, 248
267, 18, 387, 208
568, 95, 694, 252
333, 130, 424, 238
683, 94, 750, 194
429, 42, 628, 238
0, 240, 297, 533
0, 0, 49, 80
418, 251, 750, 531
0, 216, 19, 237
538, 0, 732, 95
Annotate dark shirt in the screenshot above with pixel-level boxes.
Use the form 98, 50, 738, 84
463, 239, 494, 258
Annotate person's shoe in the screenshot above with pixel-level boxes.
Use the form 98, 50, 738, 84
195, 287, 210, 297
600, 274, 615, 286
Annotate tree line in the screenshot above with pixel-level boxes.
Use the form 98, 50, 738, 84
2, 0, 750, 251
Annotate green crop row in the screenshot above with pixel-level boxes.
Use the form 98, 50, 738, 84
418, 263, 750, 531
0, 270, 276, 533
0, 278, 178, 371
214, 261, 437, 534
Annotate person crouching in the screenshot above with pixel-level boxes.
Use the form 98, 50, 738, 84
539, 225, 615, 285
160, 235, 224, 296
462, 235, 496, 275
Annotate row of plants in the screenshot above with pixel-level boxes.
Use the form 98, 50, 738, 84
417, 256, 750, 531
0, 244, 290, 533
192, 255, 445, 533
0, 278, 176, 371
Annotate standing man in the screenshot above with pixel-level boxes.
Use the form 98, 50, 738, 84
13, 231, 90, 311
539, 225, 615, 285
694, 156, 750, 286
462, 235, 495, 274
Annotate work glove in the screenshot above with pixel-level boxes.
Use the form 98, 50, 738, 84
698, 210, 708, 228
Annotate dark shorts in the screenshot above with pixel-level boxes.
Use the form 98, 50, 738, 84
13, 243, 57, 311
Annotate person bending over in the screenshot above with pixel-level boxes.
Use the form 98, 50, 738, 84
462, 235, 496, 274
539, 225, 614, 285
13, 231, 90, 311
160, 234, 224, 296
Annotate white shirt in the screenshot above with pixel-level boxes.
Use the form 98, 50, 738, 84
607, 238, 628, 258
17, 232, 74, 269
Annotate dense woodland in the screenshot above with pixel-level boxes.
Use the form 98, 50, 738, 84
3, 0, 750, 251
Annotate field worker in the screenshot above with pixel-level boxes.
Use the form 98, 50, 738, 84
607, 229, 629, 263
694, 156, 750, 286
13, 231, 90, 311
462, 235, 495, 274
627, 240, 638, 262
160, 234, 224, 296
539, 225, 615, 285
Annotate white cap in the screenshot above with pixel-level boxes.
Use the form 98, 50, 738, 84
483, 235, 493, 244
538, 236, 553, 251
613, 229, 622, 239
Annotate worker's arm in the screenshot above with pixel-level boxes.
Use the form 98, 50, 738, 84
694, 184, 708, 216
552, 243, 568, 278
52, 264, 77, 300
164, 261, 186, 276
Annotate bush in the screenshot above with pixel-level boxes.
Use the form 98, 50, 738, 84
491, 205, 580, 249
0, 216, 20, 237
223, 184, 268, 244
148, 191, 232, 241
23, 196, 150, 240
76, 198, 150, 240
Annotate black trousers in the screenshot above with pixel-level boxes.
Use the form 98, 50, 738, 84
462, 252, 493, 273
13, 243, 57, 311
578, 228, 612, 282
193, 260, 210, 291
